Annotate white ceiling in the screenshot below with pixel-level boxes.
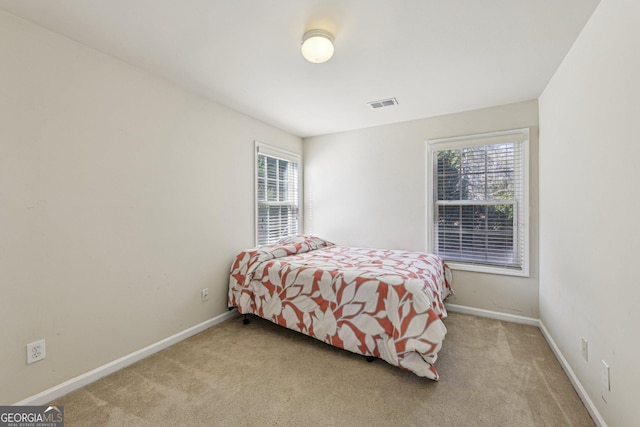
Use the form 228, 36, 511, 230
0, 0, 600, 137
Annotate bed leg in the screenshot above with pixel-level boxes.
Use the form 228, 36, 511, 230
366, 356, 375, 363
242, 314, 251, 325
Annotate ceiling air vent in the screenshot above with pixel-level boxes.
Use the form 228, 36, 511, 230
367, 97, 398, 109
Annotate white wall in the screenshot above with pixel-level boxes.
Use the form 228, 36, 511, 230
304, 100, 539, 318
0, 10, 301, 404
538, 0, 639, 425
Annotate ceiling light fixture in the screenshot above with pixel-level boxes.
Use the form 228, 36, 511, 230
301, 29, 334, 64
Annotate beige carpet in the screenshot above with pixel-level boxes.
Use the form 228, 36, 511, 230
51, 312, 594, 426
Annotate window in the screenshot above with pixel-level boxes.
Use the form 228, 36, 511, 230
255, 142, 301, 246
427, 129, 529, 276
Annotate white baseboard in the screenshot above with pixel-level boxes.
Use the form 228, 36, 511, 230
445, 303, 606, 427
445, 303, 539, 326
538, 321, 607, 427
14, 309, 239, 406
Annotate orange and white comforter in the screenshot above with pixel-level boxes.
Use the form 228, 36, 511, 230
228, 235, 453, 380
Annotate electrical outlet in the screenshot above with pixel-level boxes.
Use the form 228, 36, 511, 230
581, 338, 588, 361
201, 288, 209, 302
601, 360, 610, 391
27, 339, 46, 364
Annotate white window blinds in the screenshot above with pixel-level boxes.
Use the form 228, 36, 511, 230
255, 143, 301, 246
428, 129, 529, 276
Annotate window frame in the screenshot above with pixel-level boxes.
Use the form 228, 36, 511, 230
254, 141, 302, 247
426, 128, 530, 277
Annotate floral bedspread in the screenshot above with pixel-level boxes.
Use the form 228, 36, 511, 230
228, 235, 453, 380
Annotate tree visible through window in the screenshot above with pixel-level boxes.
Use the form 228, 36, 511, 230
428, 129, 529, 276
255, 143, 300, 246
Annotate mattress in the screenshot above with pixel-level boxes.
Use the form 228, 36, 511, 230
228, 235, 453, 380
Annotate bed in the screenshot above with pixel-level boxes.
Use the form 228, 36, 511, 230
227, 235, 453, 380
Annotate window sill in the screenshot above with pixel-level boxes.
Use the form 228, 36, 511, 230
445, 261, 530, 278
